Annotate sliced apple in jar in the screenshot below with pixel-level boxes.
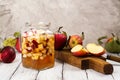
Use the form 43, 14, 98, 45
86, 43, 105, 56
71, 45, 88, 57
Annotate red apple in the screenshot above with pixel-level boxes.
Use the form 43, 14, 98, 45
0, 46, 16, 63
14, 32, 22, 53
55, 27, 67, 50
71, 45, 88, 56
15, 37, 22, 53
0, 48, 1, 52
86, 43, 105, 56
69, 32, 84, 48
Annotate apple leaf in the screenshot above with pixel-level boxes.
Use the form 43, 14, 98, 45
97, 36, 107, 45
62, 31, 67, 37
3, 37, 16, 47
14, 32, 21, 38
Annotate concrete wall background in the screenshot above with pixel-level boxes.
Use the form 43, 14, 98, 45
0, 0, 120, 45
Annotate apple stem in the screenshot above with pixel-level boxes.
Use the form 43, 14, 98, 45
57, 26, 63, 33
111, 33, 118, 41
81, 32, 84, 40
111, 33, 115, 37
111, 33, 120, 44
112, 33, 118, 40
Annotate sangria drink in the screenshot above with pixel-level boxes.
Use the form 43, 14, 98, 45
21, 23, 54, 70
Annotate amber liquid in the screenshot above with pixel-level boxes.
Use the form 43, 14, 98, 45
22, 54, 54, 70
21, 33, 54, 70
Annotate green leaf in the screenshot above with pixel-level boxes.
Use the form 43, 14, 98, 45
97, 36, 107, 45
14, 32, 21, 38
3, 37, 16, 47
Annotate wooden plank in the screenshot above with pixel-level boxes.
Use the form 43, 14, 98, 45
0, 53, 21, 80
10, 63, 38, 80
37, 59, 63, 80
86, 69, 114, 80
107, 60, 120, 80
112, 66, 120, 80
86, 59, 120, 80
63, 63, 88, 80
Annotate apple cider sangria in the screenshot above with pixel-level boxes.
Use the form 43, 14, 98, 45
21, 22, 55, 70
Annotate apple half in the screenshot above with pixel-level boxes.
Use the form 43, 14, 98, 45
86, 43, 105, 56
71, 45, 88, 57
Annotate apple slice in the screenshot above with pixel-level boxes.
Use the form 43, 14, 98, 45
86, 43, 105, 56
71, 45, 88, 57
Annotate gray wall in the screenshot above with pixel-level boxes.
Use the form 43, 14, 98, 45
0, 0, 120, 45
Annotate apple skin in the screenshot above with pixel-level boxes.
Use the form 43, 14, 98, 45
69, 35, 83, 48
72, 49, 88, 57
71, 45, 88, 57
14, 32, 22, 53
15, 37, 22, 53
55, 33, 67, 50
0, 46, 16, 63
89, 50, 105, 56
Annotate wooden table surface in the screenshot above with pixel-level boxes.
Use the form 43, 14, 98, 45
0, 53, 120, 80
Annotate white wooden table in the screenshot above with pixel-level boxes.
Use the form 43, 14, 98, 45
0, 53, 120, 80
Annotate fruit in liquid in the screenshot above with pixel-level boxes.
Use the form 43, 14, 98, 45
21, 29, 54, 70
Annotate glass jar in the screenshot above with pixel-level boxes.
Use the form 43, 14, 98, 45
21, 22, 54, 70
